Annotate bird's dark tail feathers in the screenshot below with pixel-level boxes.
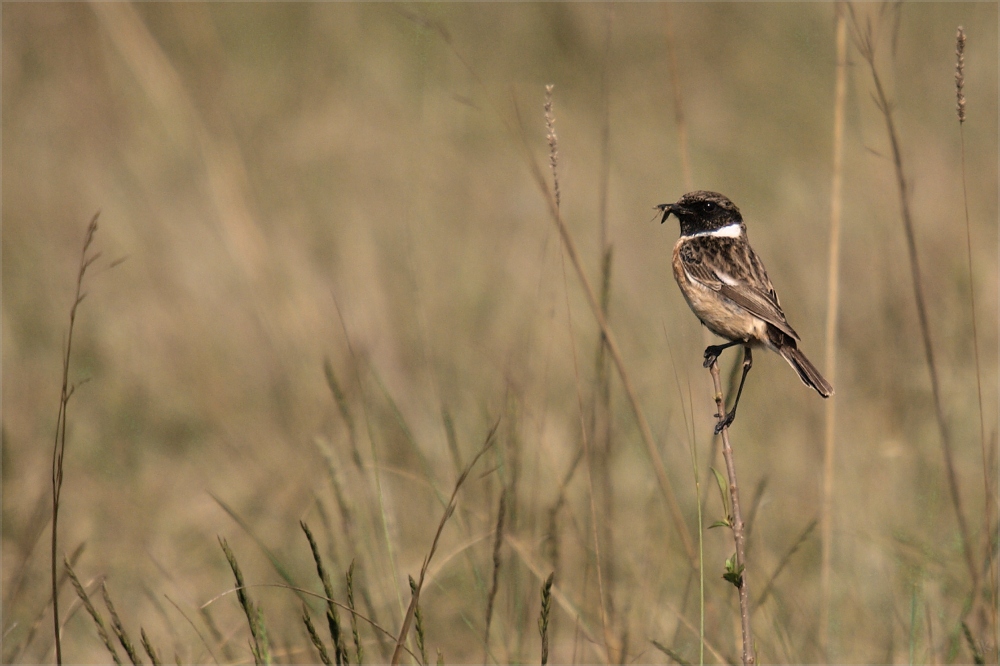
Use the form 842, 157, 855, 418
778, 344, 834, 398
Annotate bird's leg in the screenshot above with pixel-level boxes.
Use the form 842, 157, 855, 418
715, 345, 753, 434
703, 339, 744, 369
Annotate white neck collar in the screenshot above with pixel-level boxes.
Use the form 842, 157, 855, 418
684, 223, 743, 239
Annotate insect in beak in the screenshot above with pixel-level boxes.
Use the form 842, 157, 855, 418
655, 203, 678, 225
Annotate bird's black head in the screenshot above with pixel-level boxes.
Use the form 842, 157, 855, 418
656, 190, 743, 237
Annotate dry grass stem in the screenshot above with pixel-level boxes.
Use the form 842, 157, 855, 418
300, 521, 349, 665
303, 603, 333, 666
102, 582, 141, 665
4, 493, 54, 640
483, 489, 506, 661
408, 576, 427, 665
650, 639, 691, 666
538, 573, 554, 665
522, 88, 697, 569
323, 358, 364, 472
594, 13, 619, 639
655, 596, 730, 665
962, 621, 985, 665
160, 594, 222, 665
389, 419, 499, 665
51, 212, 100, 666
754, 517, 818, 608
954, 24, 997, 649
664, 331, 706, 664
925, 599, 937, 666
65, 558, 121, 665
329, 292, 406, 629
568, 293, 614, 663
597, 7, 614, 249
218, 537, 270, 665
549, 86, 615, 662
139, 628, 161, 666
742, 476, 769, 562
847, 4, 977, 590
346, 561, 364, 665
708, 360, 754, 666
441, 407, 463, 476
820, 6, 848, 658
503, 534, 602, 655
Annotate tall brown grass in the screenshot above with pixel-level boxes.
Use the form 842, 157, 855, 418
4, 4, 996, 664
819, 5, 848, 659
49, 214, 101, 665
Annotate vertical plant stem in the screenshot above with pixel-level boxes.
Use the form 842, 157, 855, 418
300, 521, 348, 665
708, 360, 754, 666
594, 9, 618, 642
665, 332, 705, 665
909, 583, 918, 666
139, 628, 161, 666
389, 423, 498, 665
956, 26, 995, 637
483, 489, 507, 663
820, 5, 848, 659
597, 7, 614, 251
851, 17, 978, 589
332, 295, 406, 629
925, 599, 937, 666
346, 561, 364, 666
522, 107, 697, 568
102, 582, 141, 666
564, 251, 612, 662
691, 416, 705, 666
51, 214, 100, 666
549, 84, 613, 663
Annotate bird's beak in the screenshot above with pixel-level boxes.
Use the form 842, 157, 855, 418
655, 203, 678, 224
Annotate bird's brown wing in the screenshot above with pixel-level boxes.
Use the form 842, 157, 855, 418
679, 237, 801, 341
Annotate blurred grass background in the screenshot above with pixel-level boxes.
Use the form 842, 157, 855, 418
3, 3, 997, 663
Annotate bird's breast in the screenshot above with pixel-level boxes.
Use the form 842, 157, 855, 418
672, 238, 770, 345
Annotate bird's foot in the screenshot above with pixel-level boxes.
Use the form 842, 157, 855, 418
703, 344, 727, 368
714, 409, 736, 434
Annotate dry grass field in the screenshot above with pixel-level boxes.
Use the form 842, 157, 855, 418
3, 3, 997, 664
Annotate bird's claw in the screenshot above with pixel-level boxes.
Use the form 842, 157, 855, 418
714, 411, 735, 434
703, 346, 723, 368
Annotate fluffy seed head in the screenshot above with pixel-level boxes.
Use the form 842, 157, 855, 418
956, 26, 966, 123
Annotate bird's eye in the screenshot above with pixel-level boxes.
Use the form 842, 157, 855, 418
702, 201, 715, 211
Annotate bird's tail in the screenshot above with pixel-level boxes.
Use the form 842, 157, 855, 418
778, 344, 834, 398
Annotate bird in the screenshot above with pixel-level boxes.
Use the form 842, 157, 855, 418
657, 190, 833, 433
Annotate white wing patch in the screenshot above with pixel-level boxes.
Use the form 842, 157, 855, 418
684, 265, 737, 289
714, 270, 740, 286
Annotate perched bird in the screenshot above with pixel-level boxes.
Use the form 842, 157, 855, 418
657, 190, 833, 433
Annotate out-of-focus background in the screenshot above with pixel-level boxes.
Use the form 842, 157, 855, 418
3, 3, 997, 664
